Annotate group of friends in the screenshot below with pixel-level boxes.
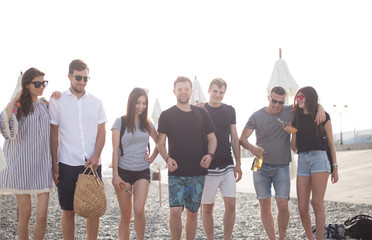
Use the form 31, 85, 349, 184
0, 59, 339, 240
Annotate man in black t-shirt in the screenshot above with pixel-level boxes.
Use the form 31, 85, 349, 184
157, 76, 217, 240
200, 78, 242, 240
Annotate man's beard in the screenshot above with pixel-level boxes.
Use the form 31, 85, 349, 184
177, 96, 190, 104
71, 85, 85, 94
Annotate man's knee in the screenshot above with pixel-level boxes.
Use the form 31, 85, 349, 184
62, 210, 75, 219
170, 207, 182, 219
186, 209, 198, 221
259, 198, 271, 208
202, 203, 214, 215
223, 197, 236, 212
276, 199, 289, 212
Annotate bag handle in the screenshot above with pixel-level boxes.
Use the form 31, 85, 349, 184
81, 165, 104, 187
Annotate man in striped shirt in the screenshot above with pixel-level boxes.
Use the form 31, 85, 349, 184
200, 78, 242, 240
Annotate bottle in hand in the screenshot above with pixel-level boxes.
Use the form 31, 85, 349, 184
277, 118, 298, 134
251, 151, 263, 172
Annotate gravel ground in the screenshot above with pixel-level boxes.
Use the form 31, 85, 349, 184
1, 178, 371, 239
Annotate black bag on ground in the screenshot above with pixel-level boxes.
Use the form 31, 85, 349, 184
344, 214, 372, 239
312, 224, 345, 239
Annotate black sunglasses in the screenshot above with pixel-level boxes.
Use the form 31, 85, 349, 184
270, 97, 285, 105
71, 74, 90, 82
30, 81, 48, 88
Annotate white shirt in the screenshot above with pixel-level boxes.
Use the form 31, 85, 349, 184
49, 89, 107, 166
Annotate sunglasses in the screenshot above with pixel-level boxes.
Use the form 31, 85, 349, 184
30, 81, 48, 88
270, 97, 285, 105
71, 74, 90, 82
176, 88, 191, 93
295, 95, 305, 101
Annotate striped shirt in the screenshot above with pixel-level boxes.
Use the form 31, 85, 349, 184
0, 101, 53, 194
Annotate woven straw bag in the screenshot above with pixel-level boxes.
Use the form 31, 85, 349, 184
73, 166, 107, 218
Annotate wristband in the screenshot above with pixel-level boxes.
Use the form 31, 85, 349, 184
207, 153, 214, 158
333, 163, 338, 168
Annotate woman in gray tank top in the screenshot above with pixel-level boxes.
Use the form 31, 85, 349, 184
111, 88, 159, 240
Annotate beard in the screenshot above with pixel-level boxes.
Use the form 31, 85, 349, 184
177, 95, 190, 104
70, 84, 85, 95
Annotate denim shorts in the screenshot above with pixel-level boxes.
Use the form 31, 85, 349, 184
57, 163, 102, 210
118, 167, 151, 185
297, 150, 331, 177
168, 175, 205, 212
253, 163, 290, 200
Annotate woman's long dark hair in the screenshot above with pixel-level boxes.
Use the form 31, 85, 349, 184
125, 88, 151, 134
293, 86, 319, 129
17, 68, 45, 120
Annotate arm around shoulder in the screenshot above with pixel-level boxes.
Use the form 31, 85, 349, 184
50, 124, 60, 184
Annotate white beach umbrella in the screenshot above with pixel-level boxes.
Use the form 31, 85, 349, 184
267, 49, 299, 179
267, 50, 299, 105
10, 72, 22, 100
190, 76, 207, 104
0, 73, 19, 172
0, 72, 21, 171
0, 72, 19, 228
151, 98, 162, 129
150, 98, 166, 206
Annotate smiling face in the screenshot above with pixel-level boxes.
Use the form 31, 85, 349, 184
267, 92, 286, 114
69, 69, 89, 94
208, 84, 226, 107
27, 75, 46, 101
295, 92, 306, 109
174, 81, 192, 104
135, 95, 147, 116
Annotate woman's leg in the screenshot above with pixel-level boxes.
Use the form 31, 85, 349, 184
16, 194, 32, 240
115, 183, 133, 240
311, 172, 329, 240
296, 176, 313, 240
132, 179, 150, 240
33, 192, 50, 240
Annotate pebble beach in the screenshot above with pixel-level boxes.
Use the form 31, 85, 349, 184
1, 177, 371, 239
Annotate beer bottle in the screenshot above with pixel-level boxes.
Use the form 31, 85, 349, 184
277, 118, 298, 134
251, 151, 263, 172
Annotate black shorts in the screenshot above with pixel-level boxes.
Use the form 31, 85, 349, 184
57, 162, 102, 211
118, 167, 151, 185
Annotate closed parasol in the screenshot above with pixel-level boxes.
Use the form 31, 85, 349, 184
150, 98, 166, 206
267, 49, 299, 105
0, 71, 22, 228
267, 49, 299, 179
190, 76, 207, 104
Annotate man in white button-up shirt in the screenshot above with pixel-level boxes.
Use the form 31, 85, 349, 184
50, 59, 107, 240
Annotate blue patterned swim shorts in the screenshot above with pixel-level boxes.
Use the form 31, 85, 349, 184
168, 175, 205, 212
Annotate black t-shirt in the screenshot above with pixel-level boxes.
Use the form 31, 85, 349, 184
293, 112, 330, 153
158, 105, 215, 176
204, 103, 236, 168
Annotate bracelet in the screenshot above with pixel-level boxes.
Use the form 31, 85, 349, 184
207, 152, 214, 158
333, 163, 338, 168
165, 156, 170, 163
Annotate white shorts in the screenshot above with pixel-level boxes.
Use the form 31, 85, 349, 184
201, 165, 236, 204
